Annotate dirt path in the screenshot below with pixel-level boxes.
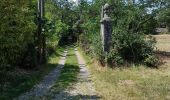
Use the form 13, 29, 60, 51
17, 50, 68, 100
52, 48, 99, 100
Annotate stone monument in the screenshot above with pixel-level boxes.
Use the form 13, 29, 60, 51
100, 3, 112, 53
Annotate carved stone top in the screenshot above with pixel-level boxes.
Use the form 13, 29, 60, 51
100, 3, 112, 53
103, 3, 110, 10
102, 3, 111, 22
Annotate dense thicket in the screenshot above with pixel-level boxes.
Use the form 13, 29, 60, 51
0, 0, 78, 70
0, 0, 79, 89
0, 0, 37, 71
0, 1, 81, 99
78, 0, 169, 67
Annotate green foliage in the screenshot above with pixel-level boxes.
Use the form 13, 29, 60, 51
144, 55, 159, 67
45, 0, 78, 47
0, 47, 64, 99
0, 0, 36, 71
78, 0, 158, 67
110, 1, 158, 66
107, 49, 124, 66
157, 3, 170, 31
112, 32, 156, 63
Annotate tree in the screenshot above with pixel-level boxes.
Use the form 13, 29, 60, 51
78, 0, 157, 67
156, 0, 170, 31
0, 0, 37, 71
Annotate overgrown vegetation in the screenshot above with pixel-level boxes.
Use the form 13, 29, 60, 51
0, 0, 170, 99
77, 0, 170, 67
0, 0, 78, 98
79, 47, 170, 100
0, 47, 65, 100
0, 0, 36, 71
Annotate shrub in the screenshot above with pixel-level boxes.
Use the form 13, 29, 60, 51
78, 0, 158, 67
107, 49, 124, 66
112, 31, 156, 63
0, 0, 36, 70
144, 55, 159, 68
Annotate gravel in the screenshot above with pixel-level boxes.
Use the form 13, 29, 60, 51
16, 51, 68, 100
51, 49, 99, 100
16, 49, 100, 100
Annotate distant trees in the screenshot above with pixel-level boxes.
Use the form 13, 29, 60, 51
156, 0, 170, 31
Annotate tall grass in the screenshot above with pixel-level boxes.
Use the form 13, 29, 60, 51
153, 35, 170, 52
79, 47, 170, 100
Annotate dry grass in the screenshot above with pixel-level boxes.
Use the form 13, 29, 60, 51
86, 59, 170, 100
79, 39, 170, 100
153, 35, 170, 52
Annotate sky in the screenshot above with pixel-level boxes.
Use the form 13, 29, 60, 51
68, 0, 81, 5
69, 0, 76, 2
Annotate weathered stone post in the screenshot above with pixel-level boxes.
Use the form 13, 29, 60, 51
100, 3, 112, 53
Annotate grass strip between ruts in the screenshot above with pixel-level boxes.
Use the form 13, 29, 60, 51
48, 47, 79, 97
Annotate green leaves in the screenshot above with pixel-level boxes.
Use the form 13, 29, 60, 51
0, 0, 36, 70
78, 0, 158, 67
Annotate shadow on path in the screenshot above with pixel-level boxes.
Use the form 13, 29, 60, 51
52, 91, 101, 100
17, 50, 68, 100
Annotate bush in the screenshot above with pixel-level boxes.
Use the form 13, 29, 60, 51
78, 0, 158, 67
96, 31, 157, 67
0, 0, 36, 70
112, 31, 156, 63
19, 43, 37, 69
144, 55, 159, 68
107, 49, 124, 66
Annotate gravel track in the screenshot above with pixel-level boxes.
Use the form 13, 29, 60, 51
16, 50, 68, 100
52, 49, 100, 100
16, 48, 100, 100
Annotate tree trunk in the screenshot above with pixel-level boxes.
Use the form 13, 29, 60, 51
42, 34, 46, 63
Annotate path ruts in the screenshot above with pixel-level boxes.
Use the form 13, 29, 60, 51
16, 50, 68, 100
53, 48, 99, 100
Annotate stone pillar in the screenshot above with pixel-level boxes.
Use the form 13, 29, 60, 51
100, 3, 112, 53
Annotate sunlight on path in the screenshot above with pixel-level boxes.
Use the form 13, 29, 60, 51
16, 50, 68, 100
53, 48, 99, 100
72, 48, 98, 99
